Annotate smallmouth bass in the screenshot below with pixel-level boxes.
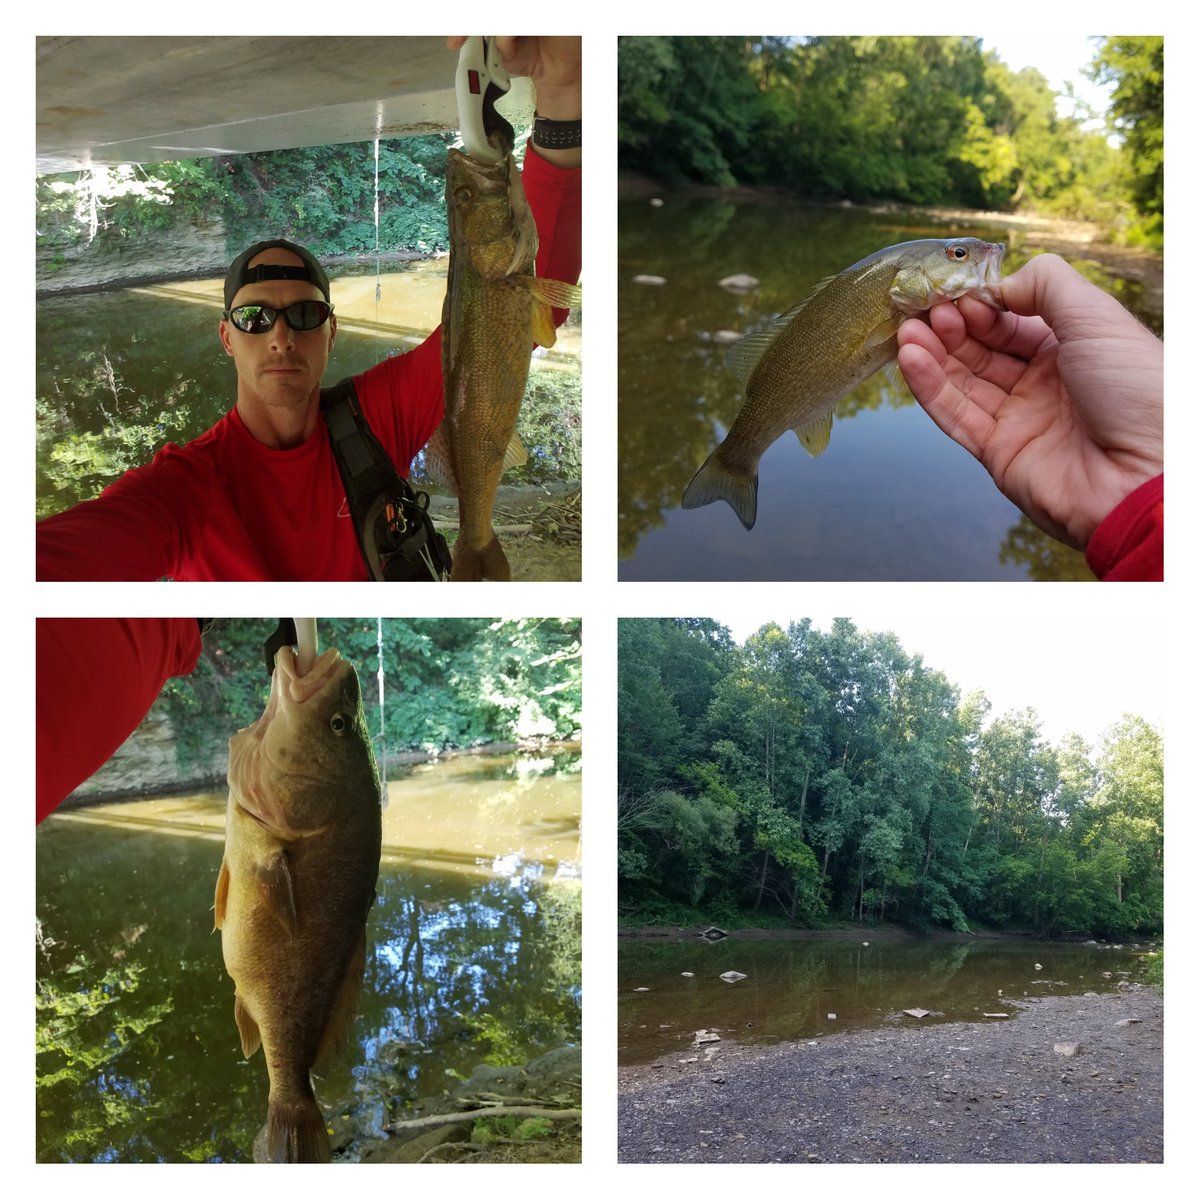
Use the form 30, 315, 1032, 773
214, 647, 382, 1163
434, 145, 581, 580
682, 237, 1005, 529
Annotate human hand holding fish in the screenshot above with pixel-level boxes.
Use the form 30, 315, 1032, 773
447, 35, 582, 129
896, 252, 1163, 551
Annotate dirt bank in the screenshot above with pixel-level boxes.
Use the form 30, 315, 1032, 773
427, 482, 581, 581
618, 987, 1161, 1163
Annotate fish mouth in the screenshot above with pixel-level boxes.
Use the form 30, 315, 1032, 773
273, 646, 345, 705
978, 243, 1007, 309
229, 648, 346, 769
226, 648, 350, 832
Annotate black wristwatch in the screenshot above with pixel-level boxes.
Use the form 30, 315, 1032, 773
532, 113, 582, 150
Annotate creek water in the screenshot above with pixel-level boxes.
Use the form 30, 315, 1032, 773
618, 934, 1152, 1066
35, 751, 581, 1163
35, 262, 581, 517
617, 192, 1160, 581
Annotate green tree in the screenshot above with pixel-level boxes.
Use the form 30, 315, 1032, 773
1089, 37, 1163, 232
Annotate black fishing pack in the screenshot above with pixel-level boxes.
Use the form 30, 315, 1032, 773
320, 376, 452, 582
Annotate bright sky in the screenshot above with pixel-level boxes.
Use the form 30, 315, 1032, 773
716, 606, 1162, 752
980, 33, 1116, 125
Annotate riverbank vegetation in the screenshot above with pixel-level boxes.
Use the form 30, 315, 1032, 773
618, 36, 1162, 248
618, 619, 1162, 939
36, 135, 453, 264
161, 618, 581, 778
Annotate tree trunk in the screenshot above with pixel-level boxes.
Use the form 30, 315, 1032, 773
754, 847, 769, 909
797, 765, 810, 837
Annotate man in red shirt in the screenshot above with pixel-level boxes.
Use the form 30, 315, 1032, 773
37, 36, 582, 582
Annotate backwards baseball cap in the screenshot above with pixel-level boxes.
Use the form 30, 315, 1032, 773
223, 239, 331, 313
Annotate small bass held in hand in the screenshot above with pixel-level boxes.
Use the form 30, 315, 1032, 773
682, 238, 1006, 530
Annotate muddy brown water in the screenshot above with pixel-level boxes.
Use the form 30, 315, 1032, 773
618, 932, 1151, 1066
36, 751, 581, 1163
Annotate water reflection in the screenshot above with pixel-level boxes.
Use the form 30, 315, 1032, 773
35, 753, 581, 1163
617, 191, 1157, 581
618, 934, 1150, 1066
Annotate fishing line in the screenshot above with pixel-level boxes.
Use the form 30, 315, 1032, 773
376, 616, 388, 808
373, 135, 382, 337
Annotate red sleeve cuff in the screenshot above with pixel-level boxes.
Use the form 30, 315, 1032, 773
1085, 474, 1163, 581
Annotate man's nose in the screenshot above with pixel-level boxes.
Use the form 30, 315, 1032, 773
268, 312, 296, 350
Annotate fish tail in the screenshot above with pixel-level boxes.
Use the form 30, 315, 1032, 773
681, 447, 759, 531
450, 534, 512, 582
254, 1093, 332, 1163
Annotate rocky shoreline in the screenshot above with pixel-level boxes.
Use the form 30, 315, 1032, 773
618, 987, 1162, 1163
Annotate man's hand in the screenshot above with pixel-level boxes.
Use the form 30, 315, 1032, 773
897, 253, 1163, 550
447, 36, 581, 119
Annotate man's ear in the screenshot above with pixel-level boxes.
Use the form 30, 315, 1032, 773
328, 312, 337, 350
218, 319, 234, 357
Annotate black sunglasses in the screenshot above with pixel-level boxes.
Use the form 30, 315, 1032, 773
226, 300, 333, 334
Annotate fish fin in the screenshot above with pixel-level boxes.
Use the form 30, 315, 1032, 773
863, 316, 899, 351
422, 421, 458, 491
450, 534, 512, 581
503, 432, 528, 473
255, 851, 299, 937
527, 277, 583, 310
882, 359, 912, 400
314, 932, 367, 1073
681, 447, 758, 530
531, 298, 559, 348
724, 328, 778, 385
725, 280, 837, 384
255, 1092, 331, 1164
213, 858, 230, 931
234, 992, 262, 1058
794, 411, 834, 457
507, 277, 581, 349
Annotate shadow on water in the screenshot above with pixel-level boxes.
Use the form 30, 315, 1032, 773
618, 934, 1151, 1067
617, 191, 1158, 581
35, 753, 581, 1163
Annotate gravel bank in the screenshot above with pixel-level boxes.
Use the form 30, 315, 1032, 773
618, 986, 1161, 1163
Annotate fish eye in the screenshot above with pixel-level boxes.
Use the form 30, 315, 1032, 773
947, 244, 969, 261
454, 186, 473, 205
330, 712, 349, 736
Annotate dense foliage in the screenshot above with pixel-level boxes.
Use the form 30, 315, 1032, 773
158, 618, 582, 774
36, 134, 454, 259
618, 619, 1162, 939
618, 36, 1162, 245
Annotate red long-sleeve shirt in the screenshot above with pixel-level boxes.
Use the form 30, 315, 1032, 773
1086, 474, 1164, 582
37, 618, 202, 822
36, 150, 581, 581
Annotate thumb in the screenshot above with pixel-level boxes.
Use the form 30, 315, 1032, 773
1001, 253, 1136, 343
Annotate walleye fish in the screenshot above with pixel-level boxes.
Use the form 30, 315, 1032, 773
435, 144, 581, 581
214, 646, 382, 1163
682, 237, 1006, 529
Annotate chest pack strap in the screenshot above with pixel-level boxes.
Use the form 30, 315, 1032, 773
319, 376, 452, 581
